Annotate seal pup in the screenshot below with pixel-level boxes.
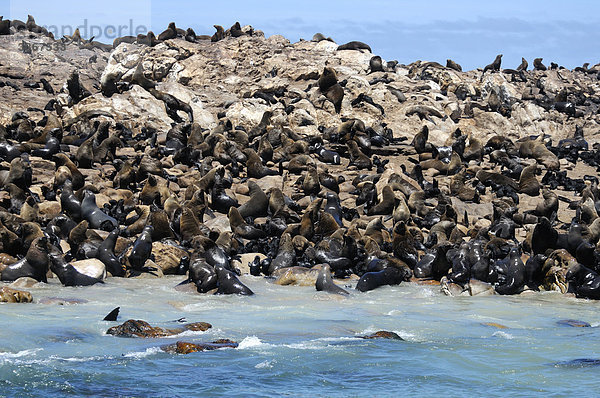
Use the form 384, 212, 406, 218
566, 263, 600, 299
315, 264, 349, 295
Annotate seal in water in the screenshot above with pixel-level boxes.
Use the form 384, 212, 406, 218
356, 266, 409, 292
187, 259, 218, 293
214, 265, 254, 295
48, 246, 104, 286
103, 307, 120, 321
315, 264, 349, 295
97, 229, 125, 277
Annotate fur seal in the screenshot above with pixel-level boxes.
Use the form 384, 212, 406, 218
228, 207, 266, 240
347, 140, 372, 170
337, 41, 372, 52
494, 247, 526, 295
517, 57, 528, 71
103, 307, 120, 321
187, 259, 218, 293
369, 56, 385, 73
81, 190, 118, 231
519, 164, 540, 196
127, 225, 154, 271
367, 186, 396, 216
158, 22, 178, 41
483, 54, 502, 74
48, 246, 105, 286
244, 149, 279, 178
355, 266, 409, 292
318, 67, 344, 113
98, 229, 125, 277
211, 25, 225, 42
215, 265, 254, 295
446, 59, 462, 72
0, 237, 49, 282
533, 58, 547, 71
315, 264, 349, 295
238, 181, 268, 218
268, 233, 296, 274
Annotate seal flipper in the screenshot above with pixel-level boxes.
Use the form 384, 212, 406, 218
103, 307, 120, 321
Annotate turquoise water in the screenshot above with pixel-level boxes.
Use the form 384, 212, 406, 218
1, 277, 600, 397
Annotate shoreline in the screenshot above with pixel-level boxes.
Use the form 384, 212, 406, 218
0, 16, 599, 306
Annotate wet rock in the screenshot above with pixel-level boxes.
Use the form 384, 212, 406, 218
162, 339, 239, 354
360, 331, 404, 340
106, 319, 212, 338
0, 286, 32, 303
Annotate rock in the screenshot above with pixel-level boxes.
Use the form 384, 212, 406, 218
74, 85, 174, 132
0, 286, 32, 303
272, 266, 321, 286
106, 319, 212, 338
71, 259, 106, 280
8, 277, 40, 289
152, 242, 188, 274
360, 331, 404, 340
557, 319, 591, 327
162, 339, 239, 354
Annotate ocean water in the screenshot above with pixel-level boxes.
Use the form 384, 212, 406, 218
1, 276, 600, 397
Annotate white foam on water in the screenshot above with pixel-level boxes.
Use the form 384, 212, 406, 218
255, 360, 274, 369
492, 331, 514, 340
0, 348, 42, 360
122, 346, 163, 359
170, 328, 218, 338
48, 355, 112, 362
238, 336, 267, 349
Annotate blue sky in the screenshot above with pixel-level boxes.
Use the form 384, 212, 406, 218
2, 0, 599, 71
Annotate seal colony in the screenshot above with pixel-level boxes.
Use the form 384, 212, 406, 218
1, 15, 600, 313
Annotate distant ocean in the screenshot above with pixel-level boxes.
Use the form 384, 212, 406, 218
1, 276, 600, 397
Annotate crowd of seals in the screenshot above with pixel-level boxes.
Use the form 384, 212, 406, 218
0, 16, 600, 304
